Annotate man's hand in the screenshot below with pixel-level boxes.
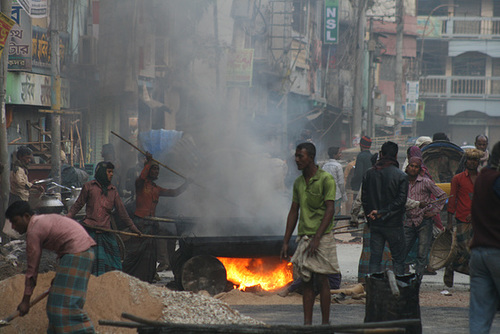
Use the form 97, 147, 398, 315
367, 210, 380, 221
130, 225, 142, 237
306, 235, 321, 256
145, 152, 153, 162
419, 201, 428, 208
17, 296, 31, 316
280, 243, 289, 261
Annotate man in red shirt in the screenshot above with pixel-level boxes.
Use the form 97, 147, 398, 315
122, 152, 190, 282
445, 148, 484, 287
6, 201, 96, 333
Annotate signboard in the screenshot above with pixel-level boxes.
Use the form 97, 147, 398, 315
416, 101, 425, 121
6, 72, 70, 108
32, 26, 69, 70
9, 2, 32, 71
226, 49, 254, 87
17, 0, 47, 18
405, 102, 418, 120
0, 12, 15, 58
324, 0, 338, 44
406, 81, 419, 103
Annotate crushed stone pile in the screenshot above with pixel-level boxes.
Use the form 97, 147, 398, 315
0, 271, 263, 334
0, 240, 57, 281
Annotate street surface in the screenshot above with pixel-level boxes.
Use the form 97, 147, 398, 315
232, 243, 500, 333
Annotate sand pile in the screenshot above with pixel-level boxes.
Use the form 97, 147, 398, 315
0, 271, 262, 334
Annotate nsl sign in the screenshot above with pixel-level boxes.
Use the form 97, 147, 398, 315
324, 0, 338, 44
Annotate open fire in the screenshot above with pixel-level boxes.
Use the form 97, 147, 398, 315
217, 256, 293, 291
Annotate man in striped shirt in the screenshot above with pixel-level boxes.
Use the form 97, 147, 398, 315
404, 156, 446, 276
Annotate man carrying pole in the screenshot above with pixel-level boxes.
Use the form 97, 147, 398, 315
123, 152, 190, 282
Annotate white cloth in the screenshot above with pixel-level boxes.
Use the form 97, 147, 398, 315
291, 232, 340, 282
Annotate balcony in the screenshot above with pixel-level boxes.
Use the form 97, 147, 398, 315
418, 16, 500, 39
420, 76, 500, 99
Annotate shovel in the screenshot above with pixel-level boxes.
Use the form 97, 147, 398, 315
0, 289, 50, 326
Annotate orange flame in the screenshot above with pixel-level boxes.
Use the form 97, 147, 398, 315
217, 256, 293, 291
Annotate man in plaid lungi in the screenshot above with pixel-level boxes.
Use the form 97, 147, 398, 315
6, 201, 96, 333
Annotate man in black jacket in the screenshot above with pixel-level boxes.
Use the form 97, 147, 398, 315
361, 141, 409, 275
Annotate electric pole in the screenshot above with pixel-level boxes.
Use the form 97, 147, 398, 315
50, 0, 61, 184
352, 0, 367, 139
394, 0, 404, 136
0, 0, 12, 241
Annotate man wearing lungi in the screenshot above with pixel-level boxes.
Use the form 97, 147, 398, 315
123, 152, 190, 282
280, 142, 340, 325
445, 148, 483, 287
6, 201, 96, 333
67, 161, 141, 276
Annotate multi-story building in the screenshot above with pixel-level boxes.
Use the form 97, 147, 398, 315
418, 0, 500, 145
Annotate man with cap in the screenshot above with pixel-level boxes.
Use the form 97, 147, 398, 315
456, 134, 489, 174
350, 136, 372, 192
404, 156, 446, 276
445, 148, 483, 287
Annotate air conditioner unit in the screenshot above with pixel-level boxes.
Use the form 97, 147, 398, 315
78, 35, 97, 65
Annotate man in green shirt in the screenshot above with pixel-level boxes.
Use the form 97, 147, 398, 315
280, 142, 340, 325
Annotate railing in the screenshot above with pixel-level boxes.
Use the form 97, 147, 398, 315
419, 76, 500, 99
418, 16, 500, 38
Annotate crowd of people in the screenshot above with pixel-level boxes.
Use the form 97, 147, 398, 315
4, 131, 500, 332
281, 132, 500, 332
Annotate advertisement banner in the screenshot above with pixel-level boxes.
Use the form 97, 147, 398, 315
0, 12, 15, 58
17, 0, 47, 18
226, 49, 254, 87
324, 0, 339, 44
9, 2, 32, 71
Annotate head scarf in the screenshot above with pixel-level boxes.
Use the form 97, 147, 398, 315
409, 156, 422, 166
415, 136, 432, 149
94, 161, 114, 195
408, 146, 432, 180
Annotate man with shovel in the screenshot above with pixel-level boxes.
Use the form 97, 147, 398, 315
5, 201, 96, 332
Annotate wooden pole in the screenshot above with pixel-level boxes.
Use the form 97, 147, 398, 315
111, 130, 251, 212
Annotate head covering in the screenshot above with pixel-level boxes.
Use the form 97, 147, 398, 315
465, 148, 484, 160
408, 146, 432, 179
409, 156, 422, 166
94, 161, 114, 195
415, 136, 432, 148
360, 136, 372, 149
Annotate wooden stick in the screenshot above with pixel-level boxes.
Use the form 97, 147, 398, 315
427, 195, 453, 205
111, 130, 250, 212
111, 130, 185, 179
333, 228, 363, 235
331, 222, 365, 232
81, 224, 180, 239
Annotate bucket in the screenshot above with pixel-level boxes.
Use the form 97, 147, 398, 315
428, 229, 456, 271
365, 271, 422, 334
